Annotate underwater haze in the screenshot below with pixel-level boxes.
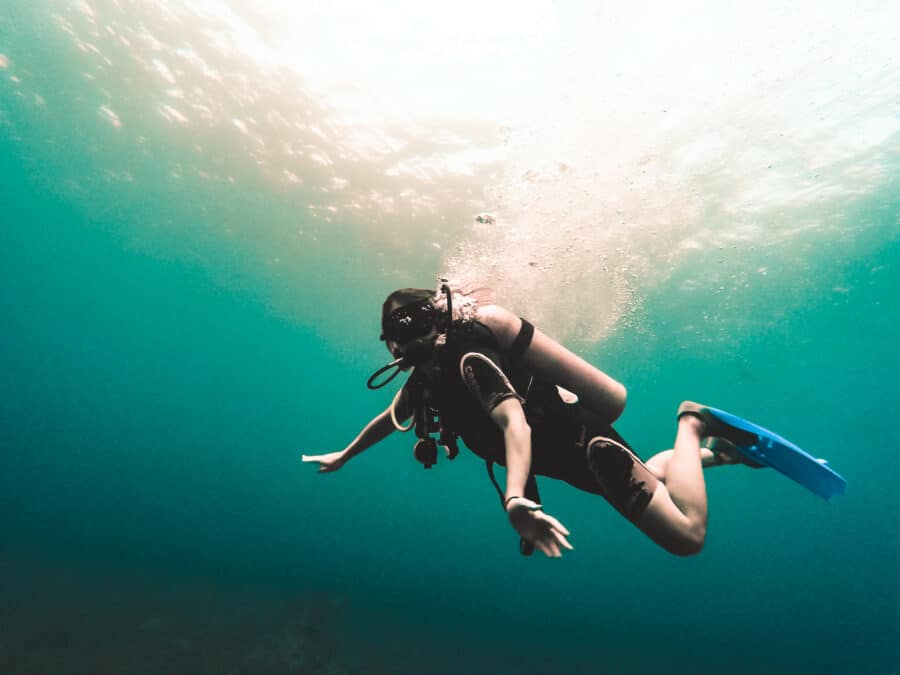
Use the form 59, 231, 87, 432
2, 1, 899, 673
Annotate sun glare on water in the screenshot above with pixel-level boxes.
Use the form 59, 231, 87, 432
21, 0, 900, 341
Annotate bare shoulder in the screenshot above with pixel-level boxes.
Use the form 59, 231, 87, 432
475, 304, 521, 349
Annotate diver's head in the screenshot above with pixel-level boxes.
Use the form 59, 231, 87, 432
366, 285, 454, 389
380, 288, 438, 360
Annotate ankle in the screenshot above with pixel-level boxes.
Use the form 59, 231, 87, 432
678, 413, 706, 436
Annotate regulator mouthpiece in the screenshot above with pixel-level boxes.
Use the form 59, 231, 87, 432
366, 338, 437, 390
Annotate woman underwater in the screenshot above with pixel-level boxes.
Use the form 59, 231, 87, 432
302, 283, 760, 558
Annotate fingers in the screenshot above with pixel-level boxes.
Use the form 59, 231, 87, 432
537, 514, 573, 551
526, 519, 572, 559
535, 539, 556, 557
510, 508, 574, 558
535, 534, 562, 558
301, 454, 327, 471
546, 538, 562, 558
539, 512, 570, 537
537, 514, 573, 558
301, 454, 335, 473
551, 528, 574, 552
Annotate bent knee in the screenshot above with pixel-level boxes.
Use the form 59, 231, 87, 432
666, 525, 706, 557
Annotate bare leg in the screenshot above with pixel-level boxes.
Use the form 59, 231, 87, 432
630, 415, 709, 555
664, 415, 708, 521
645, 447, 722, 483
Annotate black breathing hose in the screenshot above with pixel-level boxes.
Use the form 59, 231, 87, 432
366, 357, 405, 389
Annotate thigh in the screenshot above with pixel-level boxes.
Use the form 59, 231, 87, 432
530, 419, 638, 497
533, 421, 702, 554
583, 435, 660, 522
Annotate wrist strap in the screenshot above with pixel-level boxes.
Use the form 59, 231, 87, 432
505, 495, 543, 512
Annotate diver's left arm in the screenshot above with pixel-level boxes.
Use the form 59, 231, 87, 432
478, 304, 627, 422
490, 399, 573, 558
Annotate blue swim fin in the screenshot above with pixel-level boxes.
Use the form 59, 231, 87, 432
679, 402, 847, 500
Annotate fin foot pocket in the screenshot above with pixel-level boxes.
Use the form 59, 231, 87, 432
678, 401, 758, 447
702, 437, 764, 468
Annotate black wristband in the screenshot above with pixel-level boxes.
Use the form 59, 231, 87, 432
504, 495, 522, 508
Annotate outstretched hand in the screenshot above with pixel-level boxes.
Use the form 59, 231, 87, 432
301, 451, 347, 473
506, 497, 573, 558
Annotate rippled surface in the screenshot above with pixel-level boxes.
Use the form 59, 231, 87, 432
5, 0, 897, 341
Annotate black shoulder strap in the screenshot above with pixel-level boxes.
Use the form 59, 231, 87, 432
507, 318, 534, 363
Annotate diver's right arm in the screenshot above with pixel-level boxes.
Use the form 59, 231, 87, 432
302, 394, 411, 473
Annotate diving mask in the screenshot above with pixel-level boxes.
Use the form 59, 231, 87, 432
368, 284, 452, 390
381, 299, 435, 345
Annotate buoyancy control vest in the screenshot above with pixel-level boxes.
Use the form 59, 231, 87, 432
402, 318, 576, 555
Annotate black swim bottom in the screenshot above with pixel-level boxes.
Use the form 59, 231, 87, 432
530, 411, 659, 523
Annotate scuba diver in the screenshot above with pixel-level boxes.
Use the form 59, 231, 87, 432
301, 282, 845, 558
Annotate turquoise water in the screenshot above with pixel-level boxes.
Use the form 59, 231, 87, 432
2, 2, 899, 673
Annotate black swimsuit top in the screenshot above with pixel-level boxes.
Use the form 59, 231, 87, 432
405, 319, 573, 462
